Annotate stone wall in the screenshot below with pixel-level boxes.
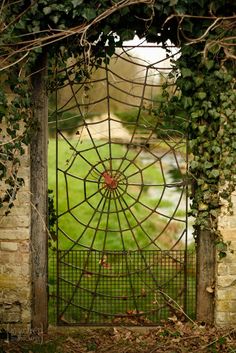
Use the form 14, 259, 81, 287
0, 150, 31, 332
1, 141, 236, 330
215, 191, 236, 326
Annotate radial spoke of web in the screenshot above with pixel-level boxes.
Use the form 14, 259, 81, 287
64, 62, 107, 171
58, 178, 107, 218
57, 130, 103, 176
56, 67, 107, 113
118, 157, 161, 185
117, 129, 160, 179
114, 189, 165, 290
64, 171, 71, 212
115, 188, 161, 250
104, 51, 113, 172
86, 189, 112, 322
113, 195, 141, 313
125, 185, 186, 223
59, 187, 109, 257
115, 186, 185, 266
58, 191, 110, 318
57, 131, 80, 173
124, 189, 186, 251
114, 113, 167, 184
59, 171, 99, 184
114, 65, 150, 174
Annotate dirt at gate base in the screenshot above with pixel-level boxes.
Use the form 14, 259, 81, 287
1, 321, 236, 353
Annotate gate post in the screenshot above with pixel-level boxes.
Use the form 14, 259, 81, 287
196, 229, 216, 323
30, 50, 48, 331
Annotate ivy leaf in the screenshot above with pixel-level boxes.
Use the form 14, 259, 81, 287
205, 60, 214, 70
209, 209, 219, 218
208, 43, 220, 55
196, 92, 207, 100
43, 7, 52, 15
216, 242, 227, 260
72, 0, 83, 8
208, 169, 220, 178
169, 0, 178, 5
204, 161, 213, 169
181, 68, 192, 78
50, 15, 60, 24
198, 202, 208, 211
182, 96, 192, 109
190, 160, 199, 170
194, 76, 204, 87
198, 125, 206, 134
82, 8, 97, 21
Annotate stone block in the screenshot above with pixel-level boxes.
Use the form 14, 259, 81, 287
229, 312, 236, 324
228, 301, 236, 313
0, 204, 30, 217
217, 275, 236, 288
3, 263, 30, 278
0, 228, 30, 241
217, 263, 228, 276
15, 192, 30, 204
21, 309, 32, 322
215, 311, 230, 326
18, 241, 30, 253
0, 251, 11, 264
0, 301, 21, 323
0, 274, 26, 289
221, 229, 236, 242
0, 242, 18, 251
228, 264, 236, 275
215, 289, 226, 300
215, 300, 230, 312
0, 215, 30, 228
229, 219, 236, 228
229, 240, 236, 249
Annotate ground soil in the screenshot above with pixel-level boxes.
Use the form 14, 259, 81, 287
1, 321, 236, 353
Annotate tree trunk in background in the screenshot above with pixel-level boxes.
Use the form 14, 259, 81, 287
196, 229, 216, 324
30, 50, 48, 331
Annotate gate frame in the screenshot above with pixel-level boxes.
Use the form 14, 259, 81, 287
31, 50, 48, 331
30, 49, 215, 330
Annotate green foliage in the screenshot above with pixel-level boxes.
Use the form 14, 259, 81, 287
0, 67, 32, 215
0, 0, 236, 249
171, 44, 236, 238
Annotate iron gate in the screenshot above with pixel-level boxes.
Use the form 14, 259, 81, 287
49, 44, 196, 326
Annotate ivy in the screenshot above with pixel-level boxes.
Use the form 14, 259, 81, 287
173, 44, 236, 238
0, 0, 236, 246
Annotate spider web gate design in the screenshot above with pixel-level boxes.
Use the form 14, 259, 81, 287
50, 44, 196, 326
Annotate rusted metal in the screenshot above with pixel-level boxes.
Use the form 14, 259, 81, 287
49, 45, 195, 326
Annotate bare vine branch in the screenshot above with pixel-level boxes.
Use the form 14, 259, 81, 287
0, 0, 155, 71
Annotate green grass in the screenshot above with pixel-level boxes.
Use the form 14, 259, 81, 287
48, 249, 196, 325
48, 138, 184, 251
48, 137, 195, 325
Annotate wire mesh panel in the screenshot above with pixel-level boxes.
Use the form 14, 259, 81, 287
49, 43, 195, 325
57, 250, 195, 326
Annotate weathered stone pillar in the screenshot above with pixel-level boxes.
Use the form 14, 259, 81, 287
215, 190, 236, 326
0, 146, 31, 332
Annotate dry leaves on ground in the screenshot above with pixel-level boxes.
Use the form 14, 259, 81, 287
1, 320, 236, 353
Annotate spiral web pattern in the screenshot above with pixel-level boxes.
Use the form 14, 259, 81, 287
51, 45, 194, 325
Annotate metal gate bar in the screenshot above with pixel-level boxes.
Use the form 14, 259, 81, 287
55, 250, 195, 326
48, 44, 195, 325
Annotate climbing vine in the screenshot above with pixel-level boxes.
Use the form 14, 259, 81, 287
0, 0, 236, 241
175, 45, 236, 237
